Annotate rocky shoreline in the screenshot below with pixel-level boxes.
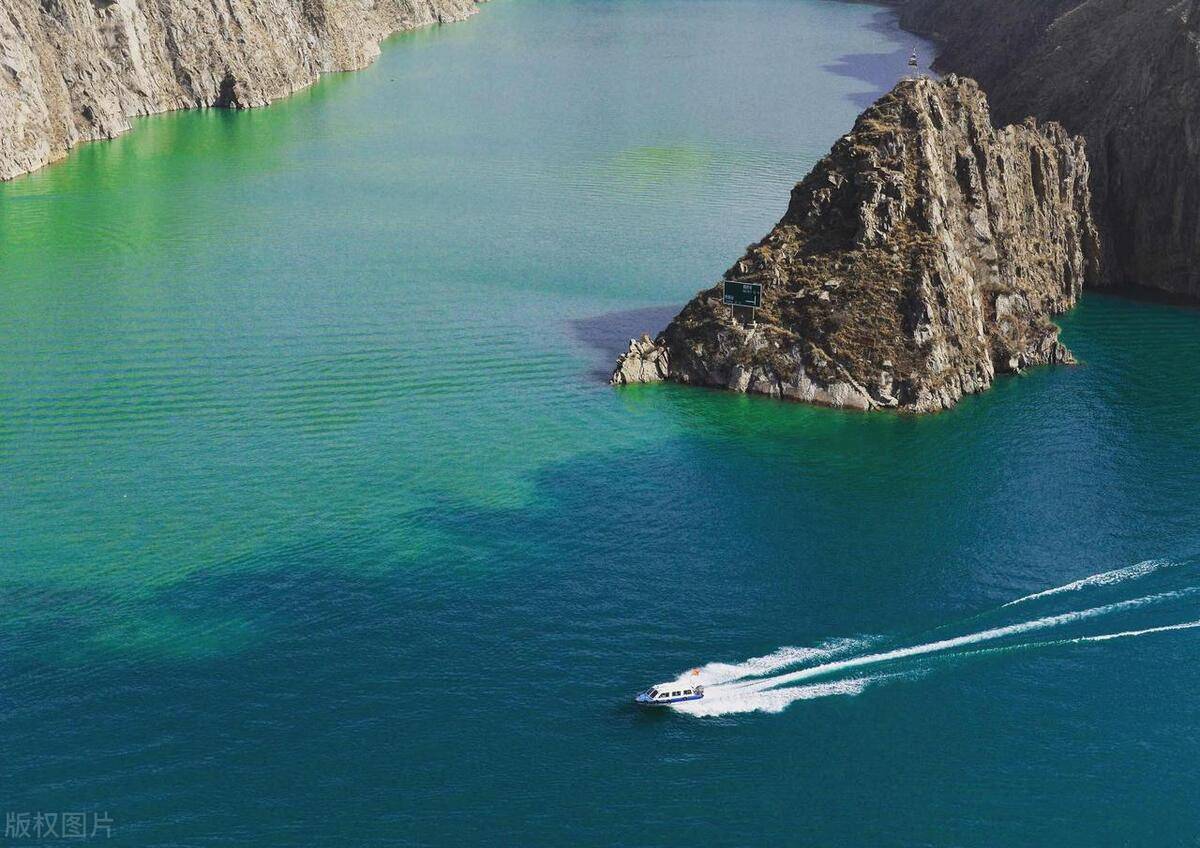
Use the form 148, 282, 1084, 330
0, 0, 482, 181
614, 76, 1100, 413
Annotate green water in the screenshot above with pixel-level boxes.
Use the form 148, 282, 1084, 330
3, 1, 1200, 845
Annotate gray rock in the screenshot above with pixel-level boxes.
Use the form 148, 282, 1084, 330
887, 0, 1200, 300
611, 334, 670, 386
613, 77, 1100, 413
0, 0, 482, 180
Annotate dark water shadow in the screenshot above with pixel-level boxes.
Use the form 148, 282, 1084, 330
824, 10, 937, 110
1086, 287, 1200, 312
568, 305, 679, 382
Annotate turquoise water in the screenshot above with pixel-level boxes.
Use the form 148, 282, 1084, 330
3, 0, 1200, 844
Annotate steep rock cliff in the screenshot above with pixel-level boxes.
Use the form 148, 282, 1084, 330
0, 0, 479, 180
613, 77, 1101, 413
888, 0, 1200, 299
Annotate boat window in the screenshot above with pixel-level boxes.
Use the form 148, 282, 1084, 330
648, 690, 657, 698
672, 691, 681, 697
683, 689, 692, 695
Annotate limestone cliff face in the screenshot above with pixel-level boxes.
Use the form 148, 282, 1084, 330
613, 77, 1101, 413
886, 0, 1200, 299
0, 0, 479, 180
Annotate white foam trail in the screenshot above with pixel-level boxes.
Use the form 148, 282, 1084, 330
659, 562, 1199, 719
672, 616, 1200, 718
1001, 559, 1172, 608
922, 618, 1200, 666
1070, 618, 1200, 644
678, 617, 1200, 718
719, 588, 1195, 696
668, 639, 872, 688
672, 675, 884, 717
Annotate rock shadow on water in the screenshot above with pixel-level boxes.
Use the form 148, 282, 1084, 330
569, 305, 678, 383
824, 10, 936, 110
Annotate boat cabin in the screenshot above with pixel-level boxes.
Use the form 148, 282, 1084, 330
635, 682, 704, 705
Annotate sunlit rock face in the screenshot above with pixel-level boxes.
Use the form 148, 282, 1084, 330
890, 0, 1200, 300
0, 0, 480, 179
615, 76, 1101, 413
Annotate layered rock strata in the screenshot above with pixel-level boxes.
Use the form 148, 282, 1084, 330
888, 0, 1200, 299
0, 0, 480, 179
613, 76, 1101, 413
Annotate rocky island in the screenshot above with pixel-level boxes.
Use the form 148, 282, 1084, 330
614, 76, 1101, 412
0, 0, 481, 180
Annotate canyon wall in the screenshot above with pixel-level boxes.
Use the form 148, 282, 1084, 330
0, 0, 480, 180
890, 0, 1200, 299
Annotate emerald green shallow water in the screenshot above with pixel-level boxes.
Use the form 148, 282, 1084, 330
3, 1, 1200, 845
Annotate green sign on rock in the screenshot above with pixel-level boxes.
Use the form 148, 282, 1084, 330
722, 280, 762, 308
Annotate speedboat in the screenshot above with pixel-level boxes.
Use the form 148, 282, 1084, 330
635, 678, 704, 706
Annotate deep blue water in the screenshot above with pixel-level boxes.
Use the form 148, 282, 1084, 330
2, 1, 1199, 846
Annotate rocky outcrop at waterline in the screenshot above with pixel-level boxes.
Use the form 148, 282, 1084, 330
613, 76, 1101, 413
882, 0, 1200, 300
0, 0, 481, 180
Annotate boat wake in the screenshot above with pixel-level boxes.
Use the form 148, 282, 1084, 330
1000, 558, 1175, 608
664, 558, 1200, 717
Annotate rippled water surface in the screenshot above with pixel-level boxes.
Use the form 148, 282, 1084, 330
3, 1, 1199, 845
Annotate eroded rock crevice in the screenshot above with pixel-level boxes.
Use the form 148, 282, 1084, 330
0, 0, 482, 179
613, 76, 1101, 414
886, 0, 1200, 299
